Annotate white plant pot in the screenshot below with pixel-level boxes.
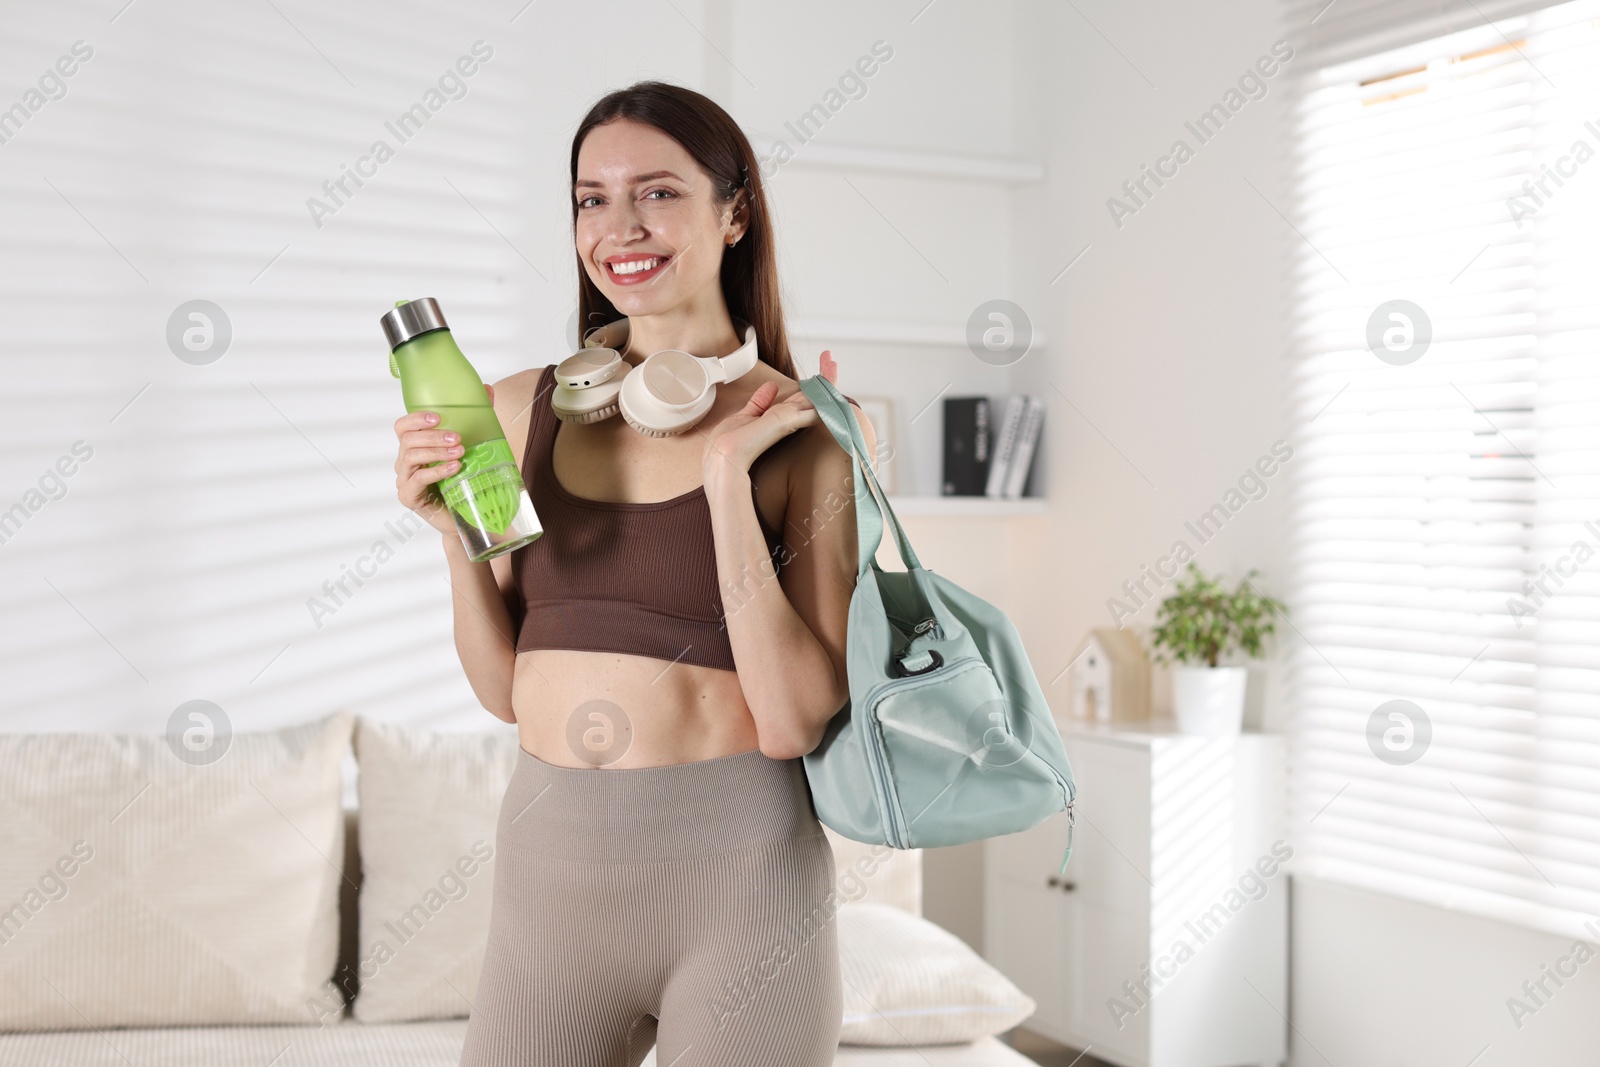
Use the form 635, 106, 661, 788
1171, 665, 1248, 735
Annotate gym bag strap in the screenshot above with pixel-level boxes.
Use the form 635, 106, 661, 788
796, 374, 1077, 875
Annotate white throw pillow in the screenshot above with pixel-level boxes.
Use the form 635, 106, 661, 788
350, 717, 518, 1023
838, 902, 1036, 1046
0, 712, 352, 1032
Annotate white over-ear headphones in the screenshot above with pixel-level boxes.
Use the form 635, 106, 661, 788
550, 317, 760, 437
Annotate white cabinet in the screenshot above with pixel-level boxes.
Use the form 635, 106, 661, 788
985, 725, 1287, 1067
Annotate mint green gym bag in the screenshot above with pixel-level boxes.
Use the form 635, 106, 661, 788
797, 374, 1077, 875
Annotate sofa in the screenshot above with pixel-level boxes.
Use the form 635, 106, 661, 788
0, 713, 1042, 1066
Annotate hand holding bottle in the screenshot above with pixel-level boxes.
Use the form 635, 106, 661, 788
393, 392, 491, 537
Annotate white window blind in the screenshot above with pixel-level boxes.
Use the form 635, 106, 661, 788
1283, 0, 1566, 66
0, 2, 566, 735
1285, 0, 1600, 939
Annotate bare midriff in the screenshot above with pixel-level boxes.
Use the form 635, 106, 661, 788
510, 650, 762, 769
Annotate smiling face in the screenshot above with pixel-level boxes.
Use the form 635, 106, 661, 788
573, 118, 746, 327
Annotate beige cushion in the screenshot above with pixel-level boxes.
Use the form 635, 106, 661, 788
0, 712, 352, 1032
838, 903, 1035, 1045
350, 718, 518, 1022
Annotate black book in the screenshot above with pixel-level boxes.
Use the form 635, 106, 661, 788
942, 396, 990, 495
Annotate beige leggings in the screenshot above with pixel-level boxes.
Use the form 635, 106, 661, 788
457, 745, 843, 1067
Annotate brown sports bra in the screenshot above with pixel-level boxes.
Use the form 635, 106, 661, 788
510, 362, 790, 673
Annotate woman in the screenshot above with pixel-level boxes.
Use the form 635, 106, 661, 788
393, 81, 875, 1067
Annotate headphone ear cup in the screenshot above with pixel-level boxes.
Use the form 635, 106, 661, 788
619, 351, 714, 437
617, 371, 686, 437
551, 352, 628, 424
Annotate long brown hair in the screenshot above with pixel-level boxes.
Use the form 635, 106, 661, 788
569, 81, 795, 380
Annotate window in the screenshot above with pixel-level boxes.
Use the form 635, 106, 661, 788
1285, 0, 1600, 938
0, 8, 544, 733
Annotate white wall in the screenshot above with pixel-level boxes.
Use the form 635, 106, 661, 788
1294, 877, 1600, 1066
1012, 0, 1294, 726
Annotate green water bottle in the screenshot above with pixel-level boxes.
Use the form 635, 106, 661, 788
380, 297, 543, 562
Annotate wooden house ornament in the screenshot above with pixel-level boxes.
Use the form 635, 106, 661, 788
1069, 628, 1151, 723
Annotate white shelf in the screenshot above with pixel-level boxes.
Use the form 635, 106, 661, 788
790, 316, 1048, 350
755, 135, 1046, 184
886, 495, 1046, 517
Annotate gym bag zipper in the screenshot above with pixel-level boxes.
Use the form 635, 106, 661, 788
1059, 793, 1076, 876
856, 655, 989, 849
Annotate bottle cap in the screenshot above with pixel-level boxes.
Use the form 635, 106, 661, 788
380, 297, 450, 351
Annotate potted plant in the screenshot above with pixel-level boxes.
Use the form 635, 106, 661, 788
1148, 563, 1284, 735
